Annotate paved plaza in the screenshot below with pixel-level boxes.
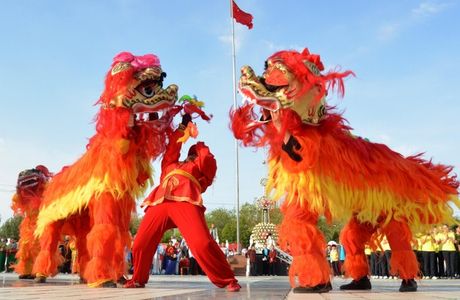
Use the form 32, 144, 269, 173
0, 273, 459, 299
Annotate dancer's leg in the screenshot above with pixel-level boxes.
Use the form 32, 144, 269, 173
171, 202, 237, 288
130, 203, 174, 285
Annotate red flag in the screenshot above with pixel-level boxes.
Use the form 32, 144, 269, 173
232, 0, 253, 29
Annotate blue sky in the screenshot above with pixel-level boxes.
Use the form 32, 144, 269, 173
0, 0, 459, 222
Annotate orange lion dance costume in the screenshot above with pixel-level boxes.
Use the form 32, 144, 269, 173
11, 165, 51, 279
230, 48, 460, 293
33, 52, 179, 287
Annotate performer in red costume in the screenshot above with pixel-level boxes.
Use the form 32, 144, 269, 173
124, 114, 240, 292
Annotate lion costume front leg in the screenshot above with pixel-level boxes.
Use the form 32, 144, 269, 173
278, 201, 331, 292
84, 194, 133, 286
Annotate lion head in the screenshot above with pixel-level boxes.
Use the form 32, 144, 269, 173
16, 165, 51, 192
231, 48, 353, 147
97, 51, 179, 134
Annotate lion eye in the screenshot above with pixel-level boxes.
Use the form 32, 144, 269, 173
143, 85, 154, 97
137, 80, 158, 97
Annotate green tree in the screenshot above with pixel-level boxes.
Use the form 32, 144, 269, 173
129, 213, 143, 236
239, 203, 260, 248
205, 207, 234, 241
269, 206, 283, 225
161, 229, 182, 243
221, 219, 237, 243
0, 215, 23, 240
317, 217, 343, 242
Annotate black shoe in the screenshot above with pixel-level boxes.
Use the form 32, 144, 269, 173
340, 276, 371, 290
293, 282, 332, 293
399, 279, 417, 292
18, 274, 35, 280
100, 281, 117, 288
117, 275, 128, 285
34, 275, 47, 283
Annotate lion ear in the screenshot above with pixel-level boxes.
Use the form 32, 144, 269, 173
301, 48, 310, 56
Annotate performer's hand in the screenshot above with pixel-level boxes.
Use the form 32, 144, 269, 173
181, 113, 192, 126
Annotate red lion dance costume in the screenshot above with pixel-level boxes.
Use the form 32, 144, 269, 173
230, 48, 460, 293
11, 166, 51, 279
32, 52, 178, 287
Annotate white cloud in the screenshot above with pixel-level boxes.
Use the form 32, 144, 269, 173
374, 2, 451, 43
218, 25, 248, 53
377, 23, 401, 41
412, 1, 451, 17
262, 40, 304, 53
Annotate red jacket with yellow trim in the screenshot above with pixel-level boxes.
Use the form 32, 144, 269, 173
143, 128, 216, 207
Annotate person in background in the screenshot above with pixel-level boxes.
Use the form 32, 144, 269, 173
262, 244, 269, 275
381, 235, 392, 279
58, 237, 72, 274
434, 226, 445, 278
6, 239, 18, 272
420, 229, 437, 279
329, 244, 340, 276
152, 244, 164, 275
339, 243, 346, 276
268, 245, 277, 276
210, 224, 219, 244
0, 238, 7, 273
364, 243, 372, 277
439, 224, 457, 279
246, 244, 257, 276
455, 225, 460, 279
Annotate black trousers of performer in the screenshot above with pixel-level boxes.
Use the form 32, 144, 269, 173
415, 250, 423, 270
370, 253, 378, 276
189, 257, 198, 275
366, 255, 371, 274
250, 261, 257, 276
422, 251, 436, 278
331, 261, 340, 276
377, 252, 388, 277
436, 251, 444, 277
269, 262, 276, 276
457, 251, 460, 278
442, 251, 457, 278
384, 250, 392, 276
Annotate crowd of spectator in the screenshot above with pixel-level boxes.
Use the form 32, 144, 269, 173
325, 225, 460, 280
365, 225, 460, 279
0, 238, 18, 272
5, 223, 460, 280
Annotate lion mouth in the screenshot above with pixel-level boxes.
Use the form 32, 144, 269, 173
17, 172, 42, 189
239, 66, 286, 112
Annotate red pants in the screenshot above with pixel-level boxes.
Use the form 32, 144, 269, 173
131, 201, 237, 288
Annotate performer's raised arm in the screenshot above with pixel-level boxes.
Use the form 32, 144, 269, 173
160, 114, 192, 178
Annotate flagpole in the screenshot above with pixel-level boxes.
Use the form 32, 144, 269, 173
230, 0, 241, 254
